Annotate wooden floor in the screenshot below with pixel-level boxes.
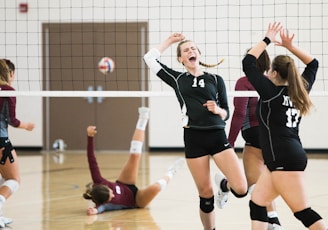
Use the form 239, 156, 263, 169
3, 151, 328, 230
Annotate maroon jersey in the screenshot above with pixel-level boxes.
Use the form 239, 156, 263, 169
0, 85, 20, 137
87, 136, 137, 213
228, 76, 259, 147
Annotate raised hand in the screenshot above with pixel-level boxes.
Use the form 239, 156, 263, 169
265, 22, 283, 43
276, 29, 295, 49
168, 32, 185, 44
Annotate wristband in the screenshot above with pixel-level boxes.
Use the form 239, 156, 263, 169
262, 37, 271, 46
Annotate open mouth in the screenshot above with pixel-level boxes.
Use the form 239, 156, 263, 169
189, 56, 197, 63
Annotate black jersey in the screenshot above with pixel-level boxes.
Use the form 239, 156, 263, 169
242, 54, 318, 170
144, 48, 229, 130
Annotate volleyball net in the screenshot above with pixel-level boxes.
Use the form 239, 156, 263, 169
0, 0, 327, 97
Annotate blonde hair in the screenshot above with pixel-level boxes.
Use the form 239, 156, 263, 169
0, 59, 10, 85
271, 55, 312, 115
177, 40, 224, 68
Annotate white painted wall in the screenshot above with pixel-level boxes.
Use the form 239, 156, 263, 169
0, 0, 327, 149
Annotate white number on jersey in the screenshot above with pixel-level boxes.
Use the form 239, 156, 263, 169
285, 108, 300, 128
192, 78, 205, 88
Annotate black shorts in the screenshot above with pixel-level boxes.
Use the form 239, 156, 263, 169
0, 137, 14, 164
184, 128, 231, 159
241, 127, 261, 149
264, 141, 308, 172
116, 180, 138, 198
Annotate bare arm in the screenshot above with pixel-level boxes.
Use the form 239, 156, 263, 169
18, 122, 35, 131
276, 29, 314, 65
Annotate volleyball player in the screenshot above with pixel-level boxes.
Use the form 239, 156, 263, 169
243, 22, 327, 229
83, 107, 184, 215
144, 33, 248, 230
0, 59, 35, 227
228, 50, 282, 230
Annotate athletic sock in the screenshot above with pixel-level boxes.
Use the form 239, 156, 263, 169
0, 195, 5, 213
156, 179, 167, 191
268, 211, 281, 225
136, 107, 150, 130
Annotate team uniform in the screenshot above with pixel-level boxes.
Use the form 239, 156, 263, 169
0, 85, 19, 164
144, 48, 231, 158
228, 76, 260, 148
87, 136, 138, 213
242, 54, 319, 172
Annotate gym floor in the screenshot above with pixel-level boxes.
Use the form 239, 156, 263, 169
3, 151, 328, 230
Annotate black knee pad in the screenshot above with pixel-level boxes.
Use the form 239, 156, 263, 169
231, 188, 248, 198
199, 196, 214, 213
249, 200, 268, 222
294, 207, 322, 227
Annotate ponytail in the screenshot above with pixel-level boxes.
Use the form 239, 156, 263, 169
199, 58, 224, 68
272, 55, 312, 115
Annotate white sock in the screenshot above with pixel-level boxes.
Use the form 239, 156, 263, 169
136, 107, 150, 130
248, 184, 255, 195
0, 195, 6, 211
166, 171, 174, 180
156, 179, 167, 191
136, 118, 148, 131
267, 211, 278, 218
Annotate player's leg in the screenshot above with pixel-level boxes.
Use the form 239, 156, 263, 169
136, 157, 185, 208
117, 107, 150, 185
272, 171, 327, 229
243, 145, 264, 189
0, 148, 20, 227
243, 146, 281, 228
250, 168, 278, 230
213, 148, 248, 198
187, 156, 216, 230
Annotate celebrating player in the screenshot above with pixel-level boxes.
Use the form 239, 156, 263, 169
144, 33, 248, 230
243, 22, 327, 229
228, 49, 282, 229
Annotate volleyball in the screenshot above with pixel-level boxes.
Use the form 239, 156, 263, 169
98, 57, 115, 74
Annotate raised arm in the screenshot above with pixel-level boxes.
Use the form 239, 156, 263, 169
276, 29, 314, 65
248, 22, 283, 58
144, 33, 185, 75
156, 33, 185, 54
86, 126, 105, 184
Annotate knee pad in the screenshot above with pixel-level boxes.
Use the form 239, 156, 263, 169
199, 196, 214, 213
294, 207, 322, 227
2, 179, 19, 194
130, 141, 143, 154
231, 188, 248, 198
249, 200, 268, 222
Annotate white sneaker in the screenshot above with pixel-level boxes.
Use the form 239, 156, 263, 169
166, 157, 185, 178
268, 223, 283, 230
138, 107, 150, 119
214, 172, 229, 209
0, 216, 12, 227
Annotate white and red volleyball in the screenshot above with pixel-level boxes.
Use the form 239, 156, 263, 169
98, 57, 115, 74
